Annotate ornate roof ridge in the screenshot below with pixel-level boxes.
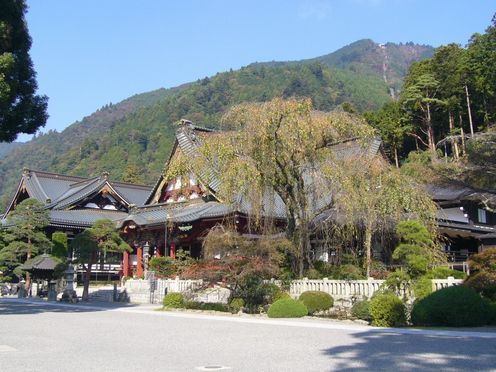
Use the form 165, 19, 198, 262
133, 198, 207, 213
23, 169, 90, 182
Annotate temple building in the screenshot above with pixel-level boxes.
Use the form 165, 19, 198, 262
1, 120, 496, 279
1, 169, 152, 279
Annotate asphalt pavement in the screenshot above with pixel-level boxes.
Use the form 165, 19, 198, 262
0, 298, 495, 372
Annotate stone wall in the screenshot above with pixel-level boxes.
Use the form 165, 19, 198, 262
119, 276, 464, 305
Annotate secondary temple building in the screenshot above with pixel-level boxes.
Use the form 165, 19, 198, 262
1, 120, 496, 279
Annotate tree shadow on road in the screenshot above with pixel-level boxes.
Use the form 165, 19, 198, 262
0, 298, 138, 315
322, 330, 496, 371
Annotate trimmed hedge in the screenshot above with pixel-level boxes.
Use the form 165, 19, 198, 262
369, 293, 406, 327
351, 300, 371, 321
299, 291, 334, 315
411, 286, 491, 327
267, 299, 308, 318
184, 301, 229, 312
163, 293, 185, 308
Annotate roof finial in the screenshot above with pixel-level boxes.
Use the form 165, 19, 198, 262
102, 171, 109, 179
22, 167, 30, 176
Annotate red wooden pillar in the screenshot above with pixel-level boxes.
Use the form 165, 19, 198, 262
170, 242, 176, 259
136, 246, 144, 277
123, 251, 130, 277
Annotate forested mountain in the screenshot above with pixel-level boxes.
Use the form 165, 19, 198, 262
0, 142, 23, 159
251, 39, 434, 99
0, 39, 432, 210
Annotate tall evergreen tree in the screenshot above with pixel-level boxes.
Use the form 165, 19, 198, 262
430, 44, 466, 159
0, 0, 48, 142
401, 60, 445, 153
467, 14, 496, 126
364, 101, 410, 167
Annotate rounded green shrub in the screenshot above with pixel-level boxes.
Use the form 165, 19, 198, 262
267, 299, 308, 318
163, 292, 185, 308
229, 298, 245, 313
299, 291, 334, 315
351, 300, 371, 321
411, 285, 491, 327
273, 291, 291, 302
369, 293, 406, 327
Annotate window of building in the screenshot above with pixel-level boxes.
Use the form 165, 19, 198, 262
478, 208, 487, 224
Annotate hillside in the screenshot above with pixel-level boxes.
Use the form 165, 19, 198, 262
0, 142, 23, 159
0, 40, 432, 210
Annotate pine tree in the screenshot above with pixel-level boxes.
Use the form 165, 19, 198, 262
401, 61, 445, 154
72, 219, 131, 301
0, 198, 51, 287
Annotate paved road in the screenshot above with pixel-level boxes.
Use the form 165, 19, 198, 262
1, 299, 495, 372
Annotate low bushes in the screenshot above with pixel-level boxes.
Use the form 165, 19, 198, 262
163, 296, 228, 312
351, 300, 371, 321
369, 293, 406, 327
184, 301, 228, 312
228, 298, 245, 313
234, 278, 277, 312
163, 293, 184, 308
411, 286, 491, 327
273, 291, 291, 302
299, 291, 334, 315
464, 248, 496, 301
267, 298, 308, 318
413, 267, 468, 300
465, 272, 496, 301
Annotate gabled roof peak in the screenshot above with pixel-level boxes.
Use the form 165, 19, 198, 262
176, 119, 216, 133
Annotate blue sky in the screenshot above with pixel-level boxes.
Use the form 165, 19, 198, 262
22, 0, 494, 141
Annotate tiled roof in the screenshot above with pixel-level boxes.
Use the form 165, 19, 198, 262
10, 169, 153, 211
425, 183, 496, 204
2, 169, 153, 228
21, 254, 59, 271
175, 125, 221, 192
49, 177, 105, 210
331, 137, 382, 159
112, 182, 152, 206
49, 209, 128, 228
123, 200, 233, 227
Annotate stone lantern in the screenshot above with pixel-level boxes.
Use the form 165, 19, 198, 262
61, 264, 78, 303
